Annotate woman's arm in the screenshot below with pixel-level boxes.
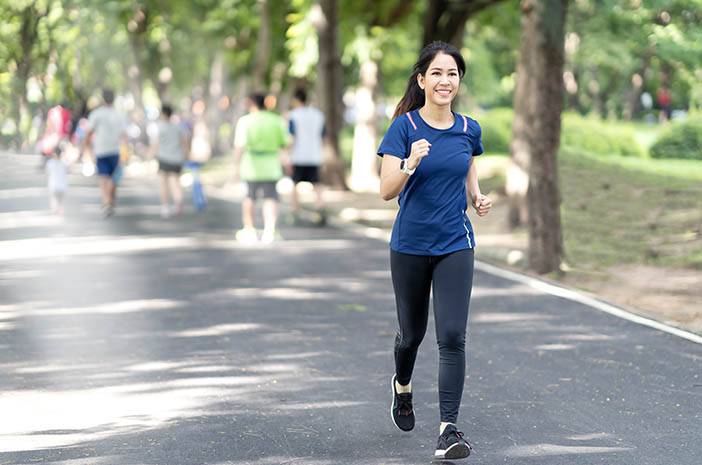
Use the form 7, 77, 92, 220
379, 155, 408, 201
379, 139, 431, 201
467, 160, 492, 216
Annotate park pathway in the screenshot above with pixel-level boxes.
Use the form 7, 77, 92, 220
0, 152, 700, 465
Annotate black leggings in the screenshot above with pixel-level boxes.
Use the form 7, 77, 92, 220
391, 248, 474, 423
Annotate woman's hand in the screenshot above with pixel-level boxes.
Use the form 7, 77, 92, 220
407, 138, 431, 169
472, 193, 492, 217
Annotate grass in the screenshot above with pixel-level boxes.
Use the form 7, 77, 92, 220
476, 151, 702, 271
559, 149, 702, 271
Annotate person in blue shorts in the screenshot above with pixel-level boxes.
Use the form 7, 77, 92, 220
84, 89, 128, 217
377, 41, 492, 460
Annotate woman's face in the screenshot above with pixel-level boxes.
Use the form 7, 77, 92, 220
417, 52, 461, 108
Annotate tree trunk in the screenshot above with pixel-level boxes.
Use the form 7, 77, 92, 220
422, 0, 506, 48
510, 0, 568, 274
11, 5, 44, 146
252, 0, 271, 92
314, 0, 347, 189
349, 60, 380, 192
206, 50, 226, 154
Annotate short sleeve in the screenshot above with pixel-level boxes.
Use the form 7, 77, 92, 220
377, 115, 409, 159
86, 110, 98, 131
280, 118, 290, 147
234, 116, 248, 149
470, 119, 484, 156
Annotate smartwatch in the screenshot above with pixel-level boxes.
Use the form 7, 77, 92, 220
400, 159, 416, 176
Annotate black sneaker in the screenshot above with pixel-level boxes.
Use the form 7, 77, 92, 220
434, 424, 471, 460
390, 374, 414, 432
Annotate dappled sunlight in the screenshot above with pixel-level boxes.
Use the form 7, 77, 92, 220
0, 321, 16, 331
534, 343, 576, 351
567, 432, 613, 441
0, 187, 49, 199
558, 333, 617, 341
0, 384, 225, 453
266, 351, 327, 360
203, 287, 336, 301
276, 400, 367, 411
278, 276, 371, 293
14, 362, 102, 375
502, 443, 632, 457
0, 210, 65, 229
27, 299, 184, 316
175, 365, 235, 374
0, 269, 43, 279
0, 236, 201, 262
170, 322, 264, 338
473, 312, 555, 323
473, 285, 542, 298
125, 361, 192, 372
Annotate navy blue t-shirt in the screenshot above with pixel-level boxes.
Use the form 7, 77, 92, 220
377, 109, 484, 256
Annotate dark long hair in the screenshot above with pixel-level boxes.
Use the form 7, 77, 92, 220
393, 41, 466, 119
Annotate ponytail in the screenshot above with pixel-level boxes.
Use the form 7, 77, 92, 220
393, 74, 425, 119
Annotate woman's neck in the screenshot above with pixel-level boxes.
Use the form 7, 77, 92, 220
419, 103, 453, 128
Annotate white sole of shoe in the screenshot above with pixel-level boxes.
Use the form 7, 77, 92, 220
434, 441, 470, 460
390, 374, 401, 430
390, 374, 414, 432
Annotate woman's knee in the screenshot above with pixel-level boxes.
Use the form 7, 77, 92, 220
437, 328, 465, 351
395, 331, 424, 351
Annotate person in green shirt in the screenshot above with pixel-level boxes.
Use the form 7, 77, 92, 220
232, 93, 289, 243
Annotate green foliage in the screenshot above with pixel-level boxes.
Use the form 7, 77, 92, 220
561, 113, 644, 157
477, 108, 513, 154
477, 109, 646, 157
650, 118, 702, 160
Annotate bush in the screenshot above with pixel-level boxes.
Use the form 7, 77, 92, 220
561, 114, 644, 158
478, 108, 513, 154
476, 109, 645, 158
650, 118, 702, 160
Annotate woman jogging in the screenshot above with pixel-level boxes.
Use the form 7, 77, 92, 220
377, 41, 492, 460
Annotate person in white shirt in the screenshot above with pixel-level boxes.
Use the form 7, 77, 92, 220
286, 89, 327, 225
45, 151, 68, 216
149, 104, 189, 218
83, 89, 128, 217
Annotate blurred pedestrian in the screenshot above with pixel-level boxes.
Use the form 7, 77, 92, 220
657, 86, 672, 122
232, 93, 289, 244
83, 89, 128, 217
45, 149, 68, 216
149, 104, 189, 218
37, 101, 72, 171
287, 89, 327, 225
378, 41, 491, 460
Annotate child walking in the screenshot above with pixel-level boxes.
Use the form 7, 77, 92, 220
45, 151, 68, 215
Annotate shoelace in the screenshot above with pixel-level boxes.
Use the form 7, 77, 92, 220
397, 393, 413, 416
447, 429, 474, 450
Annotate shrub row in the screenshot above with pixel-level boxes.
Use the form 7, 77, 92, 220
478, 108, 644, 157
650, 118, 702, 160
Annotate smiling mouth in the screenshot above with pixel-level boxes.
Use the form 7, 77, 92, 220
435, 89, 452, 95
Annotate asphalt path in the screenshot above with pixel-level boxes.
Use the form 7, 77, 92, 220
1, 152, 700, 465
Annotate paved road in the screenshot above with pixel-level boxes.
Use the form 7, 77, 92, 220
1, 152, 700, 465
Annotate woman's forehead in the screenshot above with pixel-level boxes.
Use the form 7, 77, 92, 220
428, 52, 458, 70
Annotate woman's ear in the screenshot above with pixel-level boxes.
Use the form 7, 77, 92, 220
416, 73, 425, 90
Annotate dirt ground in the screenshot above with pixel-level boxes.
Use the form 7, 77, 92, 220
471, 197, 702, 336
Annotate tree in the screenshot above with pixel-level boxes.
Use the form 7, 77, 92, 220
508, 0, 568, 274
422, 0, 506, 48
313, 0, 347, 188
